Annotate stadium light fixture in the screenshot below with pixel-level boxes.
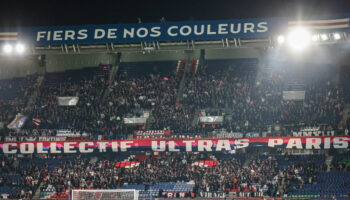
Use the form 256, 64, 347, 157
287, 28, 311, 50
3, 44, 13, 54
277, 35, 285, 44
333, 33, 341, 40
15, 43, 25, 54
311, 35, 319, 42
320, 34, 329, 41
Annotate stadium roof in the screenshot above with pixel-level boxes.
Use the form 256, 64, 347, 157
1, 0, 350, 27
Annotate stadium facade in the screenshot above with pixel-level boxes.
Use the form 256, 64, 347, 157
0, 12, 350, 200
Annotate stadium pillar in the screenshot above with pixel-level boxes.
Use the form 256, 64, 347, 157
38, 55, 46, 75
199, 49, 205, 68
108, 52, 122, 83
101, 52, 122, 103
176, 49, 195, 103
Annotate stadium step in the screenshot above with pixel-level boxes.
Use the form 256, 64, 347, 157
326, 155, 333, 171
25, 75, 45, 110
341, 104, 350, 130
32, 181, 44, 200
176, 60, 186, 76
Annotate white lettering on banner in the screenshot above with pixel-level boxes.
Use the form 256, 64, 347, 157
218, 24, 228, 34
150, 27, 161, 37
286, 138, 303, 149
268, 139, 283, 147
3, 143, 17, 154
236, 139, 249, 149
244, 23, 255, 33
324, 137, 331, 149
123, 28, 134, 38
47, 31, 51, 41
207, 25, 216, 35
64, 30, 75, 40
136, 27, 148, 38
334, 137, 348, 149
50, 142, 61, 154
180, 26, 192, 36
152, 141, 166, 151
123, 27, 161, 38
120, 141, 133, 152
37, 30, 89, 41
64, 142, 77, 153
37, 31, 46, 41
293, 130, 335, 137
306, 138, 321, 149
257, 22, 268, 32
200, 192, 226, 198
168, 26, 178, 36
20, 143, 34, 154
169, 141, 180, 152
216, 140, 231, 151
1, 137, 349, 154
97, 142, 108, 152
198, 140, 212, 151
77, 29, 88, 40
194, 25, 205, 35
111, 142, 119, 152
79, 142, 94, 153
34, 21, 271, 43
107, 29, 117, 39
94, 29, 105, 39
183, 140, 195, 152
37, 143, 48, 153
53, 31, 63, 41
230, 24, 241, 34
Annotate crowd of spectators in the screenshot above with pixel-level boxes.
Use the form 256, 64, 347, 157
0, 150, 348, 199
0, 155, 42, 199
182, 62, 344, 135
28, 152, 339, 198
28, 72, 108, 133
0, 61, 348, 139
0, 75, 37, 135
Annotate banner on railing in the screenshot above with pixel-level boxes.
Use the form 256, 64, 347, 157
282, 91, 305, 100
57, 97, 79, 106
133, 130, 171, 138
123, 117, 147, 124
9, 13, 350, 45
0, 136, 348, 154
7, 113, 27, 131
199, 116, 224, 124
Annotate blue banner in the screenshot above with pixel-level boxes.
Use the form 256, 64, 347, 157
3, 13, 350, 45
17, 18, 285, 45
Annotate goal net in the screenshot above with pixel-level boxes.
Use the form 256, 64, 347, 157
71, 189, 138, 200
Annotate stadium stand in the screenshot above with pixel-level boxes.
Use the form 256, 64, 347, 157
1, 59, 347, 140
0, 59, 350, 199
0, 151, 349, 199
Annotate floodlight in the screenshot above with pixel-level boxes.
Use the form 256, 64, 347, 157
277, 35, 285, 44
320, 34, 328, 41
334, 33, 341, 40
287, 28, 311, 50
311, 35, 319, 42
15, 43, 25, 54
3, 44, 13, 54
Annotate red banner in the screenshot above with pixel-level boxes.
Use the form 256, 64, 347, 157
0, 136, 349, 154
133, 130, 171, 139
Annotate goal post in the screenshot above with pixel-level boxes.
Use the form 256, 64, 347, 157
71, 189, 138, 200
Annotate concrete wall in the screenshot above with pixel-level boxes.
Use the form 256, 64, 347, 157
0, 55, 40, 79
205, 48, 264, 60
2, 45, 350, 79
45, 53, 117, 72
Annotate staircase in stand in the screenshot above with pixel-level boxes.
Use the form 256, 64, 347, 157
32, 181, 44, 200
